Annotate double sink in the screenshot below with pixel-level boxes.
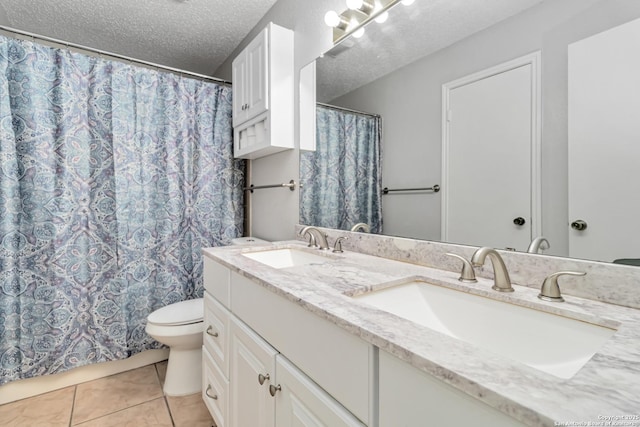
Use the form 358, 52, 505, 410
241, 247, 617, 380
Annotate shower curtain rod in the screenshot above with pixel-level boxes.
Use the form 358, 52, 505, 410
317, 102, 381, 118
0, 25, 232, 86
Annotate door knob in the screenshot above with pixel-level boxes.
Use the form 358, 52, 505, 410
571, 220, 588, 231
513, 217, 526, 226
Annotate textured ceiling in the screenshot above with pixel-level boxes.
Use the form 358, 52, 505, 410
0, 0, 279, 76
317, 0, 543, 102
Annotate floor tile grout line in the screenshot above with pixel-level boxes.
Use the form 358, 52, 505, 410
165, 395, 177, 427
69, 385, 78, 427
70, 364, 165, 426
71, 396, 168, 426
155, 362, 177, 427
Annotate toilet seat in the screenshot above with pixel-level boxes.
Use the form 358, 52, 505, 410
147, 298, 203, 326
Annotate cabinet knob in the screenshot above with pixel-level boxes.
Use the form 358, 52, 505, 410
269, 384, 281, 397
205, 385, 218, 400
206, 325, 219, 337
258, 373, 270, 385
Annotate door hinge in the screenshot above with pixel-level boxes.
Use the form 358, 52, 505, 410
446, 109, 452, 122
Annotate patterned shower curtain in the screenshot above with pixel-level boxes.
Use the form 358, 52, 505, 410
0, 35, 244, 384
300, 105, 382, 233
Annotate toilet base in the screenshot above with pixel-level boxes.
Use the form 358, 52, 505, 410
163, 347, 202, 396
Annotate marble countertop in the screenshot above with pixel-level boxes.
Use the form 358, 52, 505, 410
203, 242, 640, 427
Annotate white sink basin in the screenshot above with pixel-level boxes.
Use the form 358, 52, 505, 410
353, 280, 616, 379
242, 248, 330, 269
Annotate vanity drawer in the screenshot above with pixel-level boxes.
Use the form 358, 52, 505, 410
204, 292, 230, 378
202, 347, 229, 427
230, 272, 372, 425
203, 257, 231, 308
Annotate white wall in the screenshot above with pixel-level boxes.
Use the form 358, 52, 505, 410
331, 0, 640, 257
0, 3, 7, 25
215, 0, 344, 241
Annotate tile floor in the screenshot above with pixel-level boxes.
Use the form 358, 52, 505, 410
0, 361, 215, 427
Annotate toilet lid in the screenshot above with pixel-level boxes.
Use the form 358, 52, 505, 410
147, 298, 203, 326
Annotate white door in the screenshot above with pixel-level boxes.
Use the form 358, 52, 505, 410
442, 54, 540, 251
568, 17, 640, 262
273, 355, 365, 427
230, 317, 277, 427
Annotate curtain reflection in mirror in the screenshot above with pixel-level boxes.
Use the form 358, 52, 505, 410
300, 105, 382, 233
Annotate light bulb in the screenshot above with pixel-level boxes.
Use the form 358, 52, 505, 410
352, 27, 365, 38
324, 10, 341, 27
401, 0, 415, 5
375, 11, 389, 23
346, 0, 363, 10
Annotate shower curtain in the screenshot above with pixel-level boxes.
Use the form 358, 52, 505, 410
300, 105, 382, 233
0, 35, 244, 384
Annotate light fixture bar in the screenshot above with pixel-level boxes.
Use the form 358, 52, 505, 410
331, 0, 403, 45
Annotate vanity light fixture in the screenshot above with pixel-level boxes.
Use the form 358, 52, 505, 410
347, 0, 375, 14
375, 11, 389, 23
324, 10, 350, 30
325, 0, 406, 44
352, 27, 366, 38
401, 0, 415, 5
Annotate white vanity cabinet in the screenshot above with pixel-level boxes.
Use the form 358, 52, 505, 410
273, 355, 365, 427
229, 317, 277, 427
202, 293, 231, 426
202, 256, 370, 427
228, 315, 364, 427
378, 350, 526, 427
231, 22, 294, 159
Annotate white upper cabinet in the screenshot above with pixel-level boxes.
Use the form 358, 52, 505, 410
233, 30, 267, 125
232, 23, 294, 159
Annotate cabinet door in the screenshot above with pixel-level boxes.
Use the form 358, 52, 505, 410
246, 29, 268, 121
203, 348, 229, 427
379, 351, 525, 427
273, 355, 365, 427
230, 317, 277, 427
203, 293, 230, 377
232, 51, 248, 126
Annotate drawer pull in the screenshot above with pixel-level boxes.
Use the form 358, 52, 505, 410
269, 384, 281, 397
206, 326, 219, 338
258, 373, 270, 385
205, 385, 218, 400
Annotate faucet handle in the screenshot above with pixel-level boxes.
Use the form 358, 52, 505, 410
538, 271, 586, 302
304, 232, 317, 247
332, 237, 347, 253
446, 253, 477, 283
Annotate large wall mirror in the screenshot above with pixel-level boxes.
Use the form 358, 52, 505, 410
300, 0, 640, 265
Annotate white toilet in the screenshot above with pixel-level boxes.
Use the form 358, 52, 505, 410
145, 236, 270, 396
146, 298, 203, 396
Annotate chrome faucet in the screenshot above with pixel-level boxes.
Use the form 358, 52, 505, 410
470, 247, 514, 292
299, 226, 330, 250
527, 236, 550, 254
350, 223, 370, 233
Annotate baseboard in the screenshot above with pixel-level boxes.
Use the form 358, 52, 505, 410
0, 349, 169, 405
